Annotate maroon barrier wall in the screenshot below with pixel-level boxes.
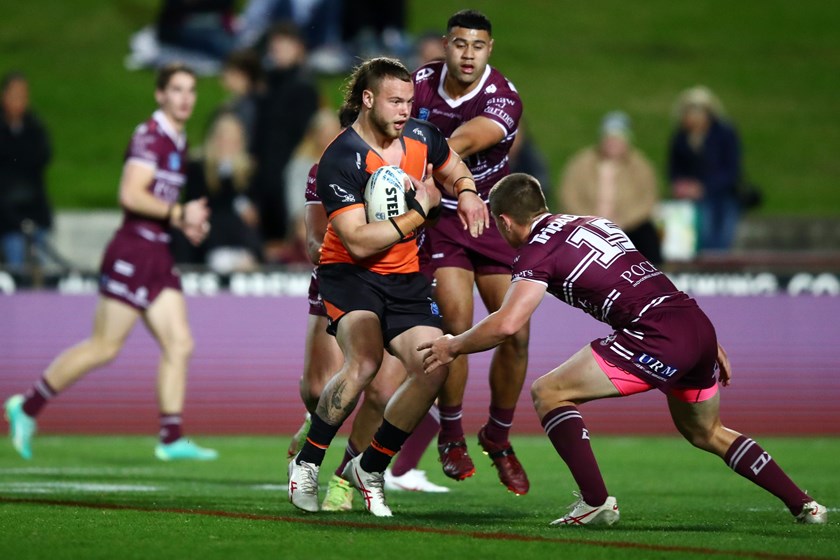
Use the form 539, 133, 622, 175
1, 293, 838, 436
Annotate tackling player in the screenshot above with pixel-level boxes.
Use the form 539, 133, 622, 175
420, 173, 827, 526
287, 57, 486, 517
411, 9, 530, 494
4, 63, 217, 462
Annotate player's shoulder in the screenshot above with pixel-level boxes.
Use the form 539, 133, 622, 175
404, 117, 444, 142
412, 60, 444, 85
483, 65, 521, 99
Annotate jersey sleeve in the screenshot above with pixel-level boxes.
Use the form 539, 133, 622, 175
511, 241, 554, 287
304, 163, 320, 204
423, 121, 452, 170
316, 150, 366, 218
125, 125, 160, 169
481, 82, 523, 136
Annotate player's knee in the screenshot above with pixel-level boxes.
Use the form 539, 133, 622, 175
90, 338, 123, 365
164, 331, 195, 361
530, 376, 551, 408
681, 425, 716, 452
344, 356, 381, 386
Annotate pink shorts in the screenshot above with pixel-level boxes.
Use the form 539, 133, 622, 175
591, 347, 719, 403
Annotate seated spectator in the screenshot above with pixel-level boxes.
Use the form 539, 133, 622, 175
251, 21, 320, 262
156, 0, 237, 62
172, 112, 263, 273
0, 72, 53, 269
216, 48, 263, 152
557, 111, 662, 264
668, 85, 742, 252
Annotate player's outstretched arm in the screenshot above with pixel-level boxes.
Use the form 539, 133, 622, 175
717, 342, 732, 387
419, 279, 546, 373
433, 149, 489, 237
447, 116, 506, 159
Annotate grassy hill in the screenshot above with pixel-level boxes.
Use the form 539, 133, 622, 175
4, 0, 840, 215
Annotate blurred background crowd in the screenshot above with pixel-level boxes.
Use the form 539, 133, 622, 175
2, 0, 838, 277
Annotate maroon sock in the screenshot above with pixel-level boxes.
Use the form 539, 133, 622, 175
159, 414, 183, 444
22, 377, 57, 417
391, 407, 439, 476
541, 405, 609, 507
437, 404, 464, 444
483, 405, 515, 445
724, 435, 811, 515
334, 440, 360, 477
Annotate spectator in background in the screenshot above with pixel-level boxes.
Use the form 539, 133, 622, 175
342, 0, 409, 61
279, 107, 341, 265
558, 111, 662, 264
0, 72, 53, 269
412, 30, 446, 67
252, 21, 320, 262
156, 0, 237, 62
668, 86, 741, 252
217, 49, 263, 152
509, 118, 550, 196
172, 112, 263, 273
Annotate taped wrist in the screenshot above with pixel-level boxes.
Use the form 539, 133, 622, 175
404, 189, 427, 219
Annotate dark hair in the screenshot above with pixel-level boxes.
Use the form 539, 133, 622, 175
155, 62, 196, 91
223, 49, 263, 85
341, 57, 411, 115
489, 173, 548, 225
337, 104, 359, 128
1, 71, 27, 93
447, 9, 492, 35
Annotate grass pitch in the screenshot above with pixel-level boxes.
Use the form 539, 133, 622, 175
0, 435, 837, 560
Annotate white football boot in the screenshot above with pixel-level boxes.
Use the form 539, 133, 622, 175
384, 468, 449, 493
795, 501, 827, 524
288, 454, 320, 512
342, 455, 392, 517
550, 492, 620, 526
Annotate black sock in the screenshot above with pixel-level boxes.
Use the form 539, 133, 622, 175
360, 419, 411, 473
296, 413, 340, 466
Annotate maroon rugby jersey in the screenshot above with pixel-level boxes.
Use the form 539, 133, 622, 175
304, 163, 319, 204
512, 214, 687, 329
412, 60, 522, 210
116, 110, 188, 241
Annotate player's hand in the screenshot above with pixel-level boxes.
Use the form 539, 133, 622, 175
716, 342, 732, 387
181, 198, 210, 245
407, 164, 441, 216
417, 334, 457, 374
457, 190, 489, 238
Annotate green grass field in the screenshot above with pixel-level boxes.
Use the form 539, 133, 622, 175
3, 1, 840, 214
1, 435, 837, 559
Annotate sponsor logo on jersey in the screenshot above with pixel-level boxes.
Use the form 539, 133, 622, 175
513, 269, 534, 279
168, 152, 181, 171
483, 106, 515, 129
486, 97, 518, 107
418, 107, 430, 121
412, 127, 426, 139
329, 183, 356, 202
619, 260, 662, 286
429, 299, 440, 316
484, 84, 497, 94
415, 68, 435, 82
636, 353, 678, 378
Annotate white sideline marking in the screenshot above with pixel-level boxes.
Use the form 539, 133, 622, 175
249, 484, 285, 491
0, 482, 161, 494
0, 467, 157, 476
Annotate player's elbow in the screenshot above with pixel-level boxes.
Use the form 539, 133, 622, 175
497, 315, 523, 339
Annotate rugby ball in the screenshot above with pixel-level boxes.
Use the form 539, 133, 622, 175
364, 165, 411, 222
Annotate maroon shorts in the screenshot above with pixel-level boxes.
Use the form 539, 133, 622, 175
308, 268, 327, 317
98, 231, 181, 311
425, 209, 516, 275
591, 300, 719, 393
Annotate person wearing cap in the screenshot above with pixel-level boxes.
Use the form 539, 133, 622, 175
557, 110, 662, 264
668, 85, 742, 252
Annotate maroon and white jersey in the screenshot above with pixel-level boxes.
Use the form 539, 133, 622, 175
412, 60, 522, 210
304, 163, 319, 204
513, 214, 688, 330
116, 109, 188, 243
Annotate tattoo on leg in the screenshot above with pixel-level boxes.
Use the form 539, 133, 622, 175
317, 377, 360, 424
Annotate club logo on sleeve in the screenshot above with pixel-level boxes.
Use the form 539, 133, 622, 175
418, 108, 430, 121
329, 184, 356, 203
168, 152, 181, 171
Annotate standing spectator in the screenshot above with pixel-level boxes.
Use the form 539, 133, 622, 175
252, 21, 320, 261
668, 85, 742, 252
172, 111, 263, 273
4, 63, 217, 462
0, 72, 52, 269
558, 111, 662, 264
217, 49, 263, 152
156, 0, 237, 62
